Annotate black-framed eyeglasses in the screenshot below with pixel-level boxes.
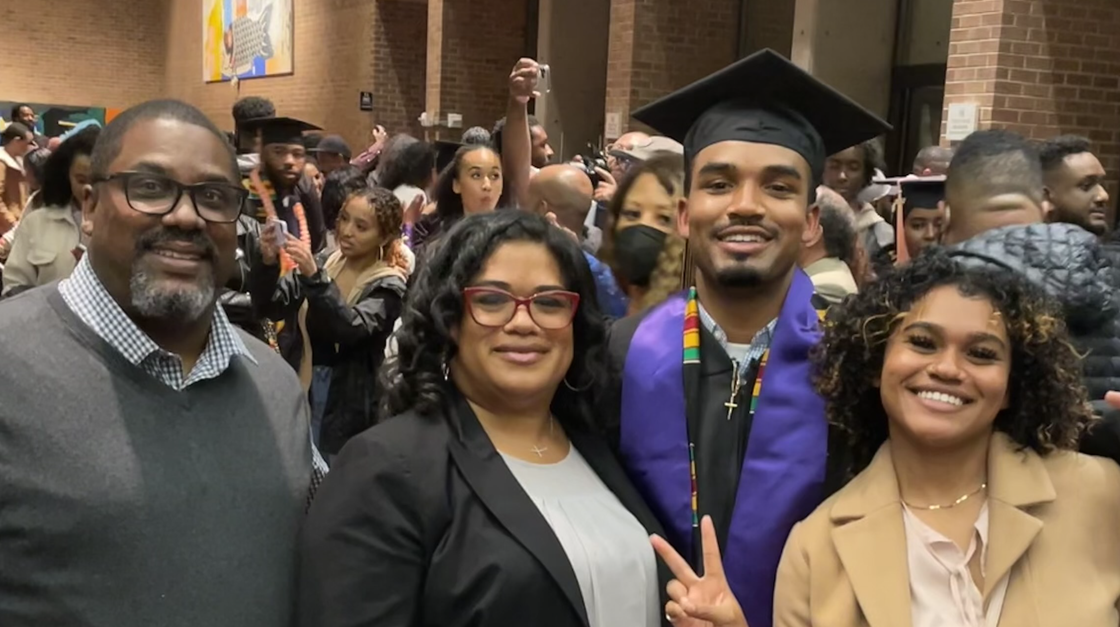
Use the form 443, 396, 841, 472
93, 171, 248, 224
463, 287, 580, 330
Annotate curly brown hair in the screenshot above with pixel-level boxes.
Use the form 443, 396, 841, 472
342, 186, 410, 272
814, 248, 1094, 475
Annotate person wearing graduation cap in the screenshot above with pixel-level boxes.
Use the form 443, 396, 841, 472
607, 49, 890, 627
870, 176, 946, 269
241, 116, 328, 254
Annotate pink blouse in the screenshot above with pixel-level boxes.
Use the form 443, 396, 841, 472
902, 502, 1010, 627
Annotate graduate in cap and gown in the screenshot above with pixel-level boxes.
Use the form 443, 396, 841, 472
241, 116, 328, 255
241, 116, 329, 372
608, 49, 890, 627
869, 176, 946, 271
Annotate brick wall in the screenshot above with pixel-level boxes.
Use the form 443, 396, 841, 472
426, 0, 529, 135
743, 0, 795, 57
164, 0, 428, 152
605, 0, 740, 133
944, 0, 1120, 202
0, 0, 167, 110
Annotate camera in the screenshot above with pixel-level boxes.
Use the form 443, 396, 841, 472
578, 143, 609, 187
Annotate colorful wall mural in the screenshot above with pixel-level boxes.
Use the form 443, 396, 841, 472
0, 101, 118, 138
203, 0, 294, 83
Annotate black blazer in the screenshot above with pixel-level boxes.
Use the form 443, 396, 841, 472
297, 388, 671, 627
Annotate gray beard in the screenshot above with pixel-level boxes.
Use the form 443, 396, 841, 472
129, 264, 215, 323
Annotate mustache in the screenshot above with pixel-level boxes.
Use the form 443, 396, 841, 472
136, 228, 218, 261
707, 216, 778, 239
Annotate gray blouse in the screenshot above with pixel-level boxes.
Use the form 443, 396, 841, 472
501, 447, 660, 627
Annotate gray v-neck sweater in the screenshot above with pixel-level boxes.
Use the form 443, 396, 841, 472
0, 286, 311, 627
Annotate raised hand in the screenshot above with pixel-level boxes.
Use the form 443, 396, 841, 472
403, 194, 425, 227
1107, 391, 1120, 410
285, 237, 318, 278
650, 516, 748, 627
371, 124, 388, 146
509, 58, 541, 105
259, 222, 282, 266
593, 167, 617, 203
544, 212, 578, 242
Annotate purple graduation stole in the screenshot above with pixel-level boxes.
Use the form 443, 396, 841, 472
618, 270, 828, 627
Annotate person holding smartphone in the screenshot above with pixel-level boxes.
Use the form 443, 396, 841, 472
252, 187, 408, 457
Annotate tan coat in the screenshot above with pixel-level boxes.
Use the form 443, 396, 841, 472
1, 205, 81, 294
774, 432, 1120, 627
0, 149, 27, 234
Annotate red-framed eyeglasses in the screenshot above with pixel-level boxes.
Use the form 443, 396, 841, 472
463, 287, 580, 330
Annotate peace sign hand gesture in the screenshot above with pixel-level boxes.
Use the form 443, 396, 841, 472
650, 516, 748, 627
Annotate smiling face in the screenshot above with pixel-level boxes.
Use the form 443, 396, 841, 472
453, 148, 503, 214
452, 240, 574, 411
680, 140, 818, 290
879, 285, 1011, 450
84, 117, 238, 323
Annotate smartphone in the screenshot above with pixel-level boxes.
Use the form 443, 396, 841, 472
538, 64, 551, 95
267, 217, 289, 244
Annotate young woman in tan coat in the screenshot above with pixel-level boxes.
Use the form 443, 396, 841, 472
653, 251, 1120, 627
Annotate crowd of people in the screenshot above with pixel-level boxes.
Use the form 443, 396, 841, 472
1, 45, 1119, 627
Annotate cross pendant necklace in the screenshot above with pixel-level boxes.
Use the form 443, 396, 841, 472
531, 415, 556, 458
726, 359, 743, 421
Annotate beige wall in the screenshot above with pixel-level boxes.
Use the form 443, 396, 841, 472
792, 0, 899, 119
536, 0, 610, 159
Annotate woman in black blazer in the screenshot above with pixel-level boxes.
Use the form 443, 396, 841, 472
298, 211, 670, 627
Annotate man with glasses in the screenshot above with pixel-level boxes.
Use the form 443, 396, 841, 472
0, 99, 314, 627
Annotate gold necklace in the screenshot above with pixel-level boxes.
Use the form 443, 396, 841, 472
529, 415, 556, 458
902, 483, 987, 511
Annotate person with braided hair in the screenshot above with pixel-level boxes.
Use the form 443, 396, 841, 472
252, 186, 408, 457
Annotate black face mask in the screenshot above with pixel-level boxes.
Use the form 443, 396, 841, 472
614, 224, 668, 287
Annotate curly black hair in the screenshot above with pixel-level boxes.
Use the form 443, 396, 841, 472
815, 248, 1094, 475
40, 127, 99, 208
381, 211, 610, 433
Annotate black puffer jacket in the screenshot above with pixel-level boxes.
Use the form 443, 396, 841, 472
251, 258, 407, 456
949, 223, 1120, 458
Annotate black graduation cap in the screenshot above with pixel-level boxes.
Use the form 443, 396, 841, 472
435, 140, 463, 173
631, 49, 892, 185
242, 116, 322, 147
873, 175, 946, 217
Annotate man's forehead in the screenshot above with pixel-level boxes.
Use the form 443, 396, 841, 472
113, 120, 235, 181
693, 139, 812, 173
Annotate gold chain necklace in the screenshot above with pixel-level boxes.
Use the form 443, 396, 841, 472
902, 483, 987, 511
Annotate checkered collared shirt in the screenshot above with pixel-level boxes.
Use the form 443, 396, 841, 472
698, 302, 776, 382
58, 255, 257, 390
59, 256, 331, 502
